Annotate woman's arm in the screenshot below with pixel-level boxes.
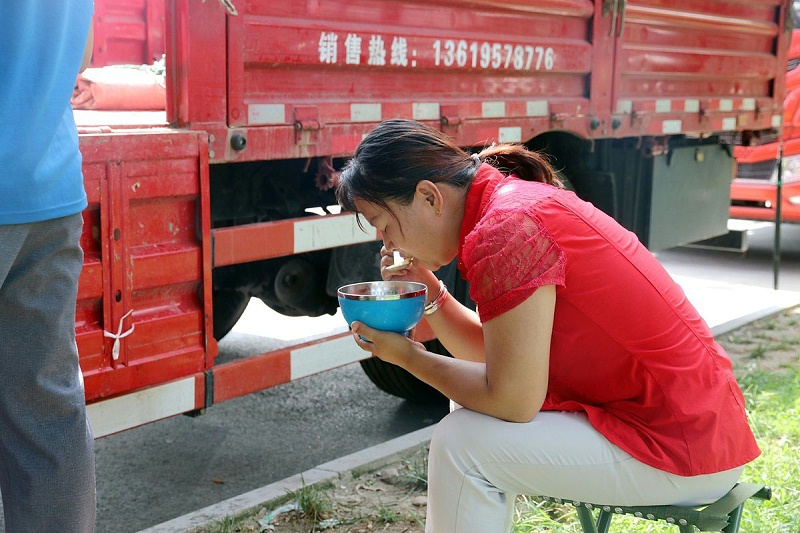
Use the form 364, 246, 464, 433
351, 285, 555, 422
422, 283, 487, 362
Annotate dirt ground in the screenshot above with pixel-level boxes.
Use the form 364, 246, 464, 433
219, 305, 800, 533
227, 452, 430, 532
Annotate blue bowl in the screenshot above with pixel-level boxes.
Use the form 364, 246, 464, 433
337, 281, 428, 334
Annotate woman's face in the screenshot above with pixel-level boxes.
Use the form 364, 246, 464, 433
355, 185, 459, 271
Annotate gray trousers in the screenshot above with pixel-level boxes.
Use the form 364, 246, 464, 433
0, 214, 96, 532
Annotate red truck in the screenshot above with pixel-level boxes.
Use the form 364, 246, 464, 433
76, 0, 792, 437
731, 24, 800, 222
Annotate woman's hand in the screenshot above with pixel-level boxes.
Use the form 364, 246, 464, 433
380, 247, 416, 281
379, 247, 440, 304
350, 321, 424, 369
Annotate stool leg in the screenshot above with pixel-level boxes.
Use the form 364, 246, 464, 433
722, 504, 745, 533
596, 509, 613, 533
575, 506, 599, 533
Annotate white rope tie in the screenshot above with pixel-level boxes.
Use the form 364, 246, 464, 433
104, 309, 135, 360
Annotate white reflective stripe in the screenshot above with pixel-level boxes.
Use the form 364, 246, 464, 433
741, 98, 756, 111
662, 120, 682, 134
498, 127, 521, 143
722, 117, 737, 131
773, 114, 783, 127
351, 103, 382, 122
248, 104, 286, 125
719, 99, 734, 112
87, 378, 196, 438
413, 102, 440, 120
655, 100, 671, 113
482, 102, 506, 118
526, 100, 548, 117
290, 337, 365, 380
616, 100, 633, 114
684, 99, 700, 113
294, 214, 377, 253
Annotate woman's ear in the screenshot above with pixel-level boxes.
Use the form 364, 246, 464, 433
416, 180, 442, 213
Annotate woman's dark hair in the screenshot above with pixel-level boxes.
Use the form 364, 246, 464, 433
336, 119, 561, 217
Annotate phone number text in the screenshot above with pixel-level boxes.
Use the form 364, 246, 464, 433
433, 40, 555, 71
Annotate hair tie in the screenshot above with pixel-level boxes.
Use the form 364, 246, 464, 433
471, 153, 481, 165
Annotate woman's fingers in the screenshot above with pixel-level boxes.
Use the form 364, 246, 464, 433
351, 321, 378, 348
350, 322, 422, 368
385, 256, 414, 272
380, 248, 414, 279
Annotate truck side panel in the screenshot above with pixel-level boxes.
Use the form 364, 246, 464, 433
220, 0, 595, 161
77, 131, 214, 402
162, 0, 789, 164
91, 0, 165, 67
611, 0, 786, 137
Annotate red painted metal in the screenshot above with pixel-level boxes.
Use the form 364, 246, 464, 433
610, 0, 786, 136
91, 0, 165, 67
219, 0, 594, 161
212, 219, 304, 268
730, 179, 800, 222
77, 130, 214, 402
164, 0, 227, 128
151, 0, 791, 163
731, 29, 800, 222
211, 340, 314, 405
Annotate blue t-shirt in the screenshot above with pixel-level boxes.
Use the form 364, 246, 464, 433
0, 1, 93, 224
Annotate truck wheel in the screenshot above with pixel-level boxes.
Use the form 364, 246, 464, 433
212, 289, 250, 340
358, 340, 450, 404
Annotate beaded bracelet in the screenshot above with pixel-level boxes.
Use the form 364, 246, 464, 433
423, 280, 449, 315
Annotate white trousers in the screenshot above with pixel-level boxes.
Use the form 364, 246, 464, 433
426, 407, 744, 533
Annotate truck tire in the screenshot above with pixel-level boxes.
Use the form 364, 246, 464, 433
212, 289, 250, 340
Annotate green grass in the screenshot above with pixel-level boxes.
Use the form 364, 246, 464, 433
512, 367, 800, 532
749, 344, 768, 359
395, 447, 429, 491
205, 479, 334, 532
285, 478, 332, 522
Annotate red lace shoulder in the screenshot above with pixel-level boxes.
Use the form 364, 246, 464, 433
461, 203, 565, 322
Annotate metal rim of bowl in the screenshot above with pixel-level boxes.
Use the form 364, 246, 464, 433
337, 281, 428, 301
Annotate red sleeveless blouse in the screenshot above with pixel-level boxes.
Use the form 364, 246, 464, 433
456, 165, 760, 476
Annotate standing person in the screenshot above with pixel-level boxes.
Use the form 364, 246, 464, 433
0, 1, 97, 531
335, 119, 760, 532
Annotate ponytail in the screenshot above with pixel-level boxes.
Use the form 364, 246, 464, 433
475, 144, 562, 188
